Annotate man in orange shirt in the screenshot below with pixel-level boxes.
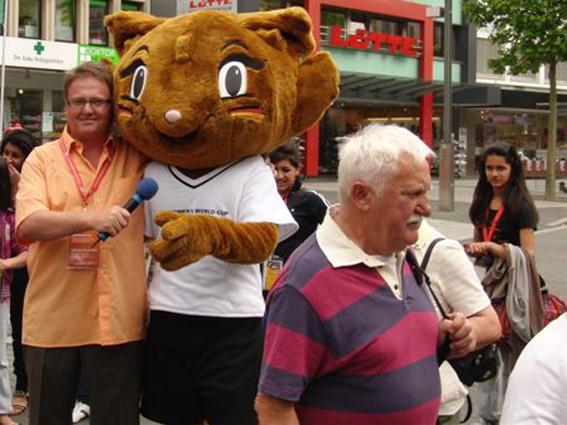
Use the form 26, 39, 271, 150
16, 62, 147, 425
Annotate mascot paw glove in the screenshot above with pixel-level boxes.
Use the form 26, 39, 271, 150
151, 211, 279, 271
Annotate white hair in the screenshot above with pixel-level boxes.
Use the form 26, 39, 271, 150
337, 124, 434, 203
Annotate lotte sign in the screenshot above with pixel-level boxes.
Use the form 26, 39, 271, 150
179, 0, 237, 13
329, 25, 420, 57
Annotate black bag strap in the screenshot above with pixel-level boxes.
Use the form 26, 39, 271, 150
420, 237, 445, 271
406, 245, 449, 319
405, 248, 451, 364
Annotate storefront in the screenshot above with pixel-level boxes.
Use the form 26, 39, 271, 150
0, 37, 78, 143
0, 37, 123, 144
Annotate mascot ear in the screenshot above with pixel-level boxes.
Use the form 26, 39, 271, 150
104, 11, 166, 57
239, 7, 315, 58
293, 52, 340, 134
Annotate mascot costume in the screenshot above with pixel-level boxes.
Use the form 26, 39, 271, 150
105, 7, 339, 425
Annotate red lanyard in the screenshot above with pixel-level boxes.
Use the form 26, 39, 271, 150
482, 205, 504, 242
59, 139, 114, 207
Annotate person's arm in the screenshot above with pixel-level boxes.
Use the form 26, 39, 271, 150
467, 305, 501, 350
255, 393, 300, 425
430, 238, 501, 349
0, 250, 28, 271
439, 312, 476, 358
519, 227, 535, 257
18, 207, 130, 242
464, 240, 507, 259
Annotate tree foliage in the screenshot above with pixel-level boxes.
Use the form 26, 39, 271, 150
464, 0, 567, 75
465, 0, 567, 200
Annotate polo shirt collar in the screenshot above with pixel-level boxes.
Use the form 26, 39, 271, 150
61, 126, 116, 154
316, 205, 401, 269
414, 219, 434, 250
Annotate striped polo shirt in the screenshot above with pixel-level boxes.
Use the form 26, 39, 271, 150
259, 211, 441, 425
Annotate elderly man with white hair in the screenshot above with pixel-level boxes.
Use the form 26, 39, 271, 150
256, 124, 475, 425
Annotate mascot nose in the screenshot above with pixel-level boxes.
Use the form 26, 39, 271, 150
165, 110, 182, 123
154, 104, 210, 139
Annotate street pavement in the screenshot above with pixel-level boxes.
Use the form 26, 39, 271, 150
8, 176, 567, 424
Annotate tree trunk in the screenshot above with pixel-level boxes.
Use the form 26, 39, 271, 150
545, 60, 558, 200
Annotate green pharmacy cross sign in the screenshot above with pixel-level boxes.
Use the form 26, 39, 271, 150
33, 41, 45, 55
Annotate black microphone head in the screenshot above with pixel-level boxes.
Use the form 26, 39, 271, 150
137, 177, 159, 200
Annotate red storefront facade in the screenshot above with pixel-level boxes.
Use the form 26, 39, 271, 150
303, 0, 435, 176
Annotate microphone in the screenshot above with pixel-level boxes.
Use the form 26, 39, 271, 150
97, 177, 159, 242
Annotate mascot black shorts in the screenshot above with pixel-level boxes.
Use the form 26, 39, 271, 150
141, 310, 263, 425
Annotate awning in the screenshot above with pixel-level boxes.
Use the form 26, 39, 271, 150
338, 72, 501, 107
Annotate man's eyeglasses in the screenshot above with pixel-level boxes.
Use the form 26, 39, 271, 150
67, 98, 111, 109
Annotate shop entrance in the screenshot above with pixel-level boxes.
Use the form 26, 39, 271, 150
319, 103, 441, 174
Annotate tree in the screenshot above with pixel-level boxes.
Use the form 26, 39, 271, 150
465, 0, 567, 200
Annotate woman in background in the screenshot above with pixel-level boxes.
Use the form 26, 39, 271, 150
0, 157, 28, 425
466, 142, 538, 260
269, 142, 328, 263
465, 142, 541, 425
0, 128, 38, 416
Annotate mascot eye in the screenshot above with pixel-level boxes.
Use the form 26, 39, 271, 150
130, 65, 148, 100
218, 61, 247, 98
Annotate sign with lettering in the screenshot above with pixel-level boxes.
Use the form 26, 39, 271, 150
329, 25, 420, 57
177, 0, 237, 14
79, 45, 119, 65
0, 37, 78, 70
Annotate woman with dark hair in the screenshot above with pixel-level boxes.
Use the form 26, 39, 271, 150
1, 129, 38, 199
0, 157, 27, 425
465, 142, 543, 424
269, 142, 328, 263
466, 142, 538, 259
0, 128, 37, 416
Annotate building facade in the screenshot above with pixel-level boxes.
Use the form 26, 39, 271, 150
1, 0, 149, 143
256, 0, 497, 175
473, 28, 567, 176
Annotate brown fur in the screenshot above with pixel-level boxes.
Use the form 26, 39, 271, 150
104, 8, 339, 269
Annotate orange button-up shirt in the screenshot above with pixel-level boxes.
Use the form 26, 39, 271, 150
16, 127, 147, 347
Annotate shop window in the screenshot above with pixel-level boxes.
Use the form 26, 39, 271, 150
404, 21, 421, 39
433, 22, 443, 57
321, 9, 346, 42
349, 11, 369, 33
322, 9, 346, 28
89, 0, 109, 45
433, 22, 455, 59
55, 0, 76, 42
121, 1, 143, 11
259, 0, 285, 10
370, 18, 399, 35
18, 0, 41, 39
10, 88, 43, 141
259, 0, 303, 10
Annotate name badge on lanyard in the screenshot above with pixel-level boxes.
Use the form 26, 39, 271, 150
60, 139, 113, 270
68, 231, 100, 269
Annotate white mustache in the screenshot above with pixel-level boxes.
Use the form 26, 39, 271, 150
406, 214, 423, 225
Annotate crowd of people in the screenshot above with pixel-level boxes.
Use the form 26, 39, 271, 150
0, 60, 561, 425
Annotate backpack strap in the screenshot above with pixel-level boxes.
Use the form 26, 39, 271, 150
420, 237, 446, 271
